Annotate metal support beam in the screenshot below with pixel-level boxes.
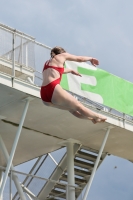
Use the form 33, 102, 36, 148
82, 126, 113, 200
0, 170, 3, 200
0, 98, 31, 199
66, 141, 75, 200
25, 44, 28, 67
21, 37, 23, 65
10, 171, 12, 200
13, 155, 44, 200
38, 143, 80, 200
0, 135, 26, 200
48, 153, 58, 166
0, 170, 3, 187
12, 32, 15, 78
22, 185, 40, 200
13, 175, 26, 200
26, 193, 33, 200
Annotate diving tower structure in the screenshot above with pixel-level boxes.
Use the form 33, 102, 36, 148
0, 23, 133, 200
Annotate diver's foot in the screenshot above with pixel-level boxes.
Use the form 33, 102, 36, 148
93, 114, 107, 123
91, 119, 97, 124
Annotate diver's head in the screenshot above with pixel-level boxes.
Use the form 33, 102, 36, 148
50, 46, 66, 57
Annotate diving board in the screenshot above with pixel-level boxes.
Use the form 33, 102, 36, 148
0, 76, 133, 200
0, 78, 133, 167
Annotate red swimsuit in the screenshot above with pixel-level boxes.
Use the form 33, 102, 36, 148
40, 61, 64, 102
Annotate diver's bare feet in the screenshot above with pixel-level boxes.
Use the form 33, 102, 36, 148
93, 114, 107, 123
91, 119, 97, 124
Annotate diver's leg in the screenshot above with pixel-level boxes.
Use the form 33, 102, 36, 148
51, 84, 107, 123
69, 110, 97, 124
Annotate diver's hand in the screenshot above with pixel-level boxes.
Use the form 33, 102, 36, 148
71, 70, 82, 77
90, 58, 99, 67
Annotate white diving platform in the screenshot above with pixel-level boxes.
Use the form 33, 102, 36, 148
1, 69, 133, 200
0, 75, 133, 166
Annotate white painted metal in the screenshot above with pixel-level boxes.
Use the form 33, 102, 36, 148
26, 193, 33, 200
27, 77, 34, 84
0, 170, 3, 200
0, 164, 82, 200
66, 141, 75, 200
66, 185, 68, 200
0, 23, 51, 49
0, 58, 35, 82
48, 153, 58, 166
13, 175, 26, 200
0, 23, 51, 50
22, 184, 40, 200
12, 33, 15, 78
0, 98, 30, 199
35, 41, 51, 49
21, 37, 23, 65
0, 133, 26, 200
10, 171, 12, 200
1, 82, 133, 165
82, 126, 112, 200
0, 23, 35, 39
4, 167, 81, 190
22, 155, 44, 184
26, 44, 28, 67
38, 144, 80, 200
13, 156, 44, 200
0, 170, 2, 187
123, 113, 126, 128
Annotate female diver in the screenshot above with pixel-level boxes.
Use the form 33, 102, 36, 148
40, 47, 107, 124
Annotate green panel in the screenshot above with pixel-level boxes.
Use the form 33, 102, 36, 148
60, 62, 133, 116
60, 64, 69, 90
78, 66, 133, 116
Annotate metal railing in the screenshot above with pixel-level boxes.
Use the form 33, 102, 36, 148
0, 23, 51, 86
0, 165, 82, 200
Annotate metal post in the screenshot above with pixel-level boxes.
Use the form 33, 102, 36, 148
0, 170, 3, 187
0, 170, 3, 200
21, 185, 38, 199
66, 142, 75, 200
21, 37, 23, 66
12, 32, 15, 78
0, 98, 30, 199
10, 171, 12, 200
66, 185, 68, 200
13, 175, 26, 200
26, 193, 32, 200
25, 43, 28, 67
0, 135, 26, 200
123, 113, 126, 128
82, 127, 112, 200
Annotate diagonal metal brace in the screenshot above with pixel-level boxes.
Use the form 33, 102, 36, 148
82, 126, 114, 200
0, 97, 33, 199
0, 135, 26, 200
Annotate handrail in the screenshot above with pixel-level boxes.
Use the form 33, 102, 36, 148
0, 165, 82, 190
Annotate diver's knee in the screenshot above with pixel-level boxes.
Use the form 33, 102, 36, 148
76, 102, 83, 111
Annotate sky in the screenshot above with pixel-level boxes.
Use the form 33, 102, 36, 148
1, 0, 133, 199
